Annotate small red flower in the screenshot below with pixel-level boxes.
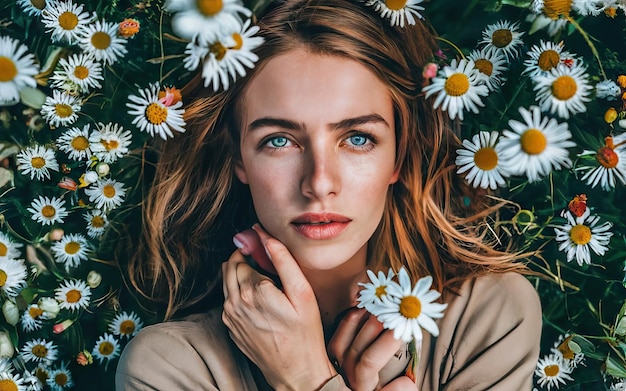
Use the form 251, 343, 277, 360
568, 194, 587, 217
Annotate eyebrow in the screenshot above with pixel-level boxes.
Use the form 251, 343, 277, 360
246, 114, 390, 133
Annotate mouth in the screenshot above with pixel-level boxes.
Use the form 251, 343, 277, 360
291, 213, 352, 240
291, 213, 351, 224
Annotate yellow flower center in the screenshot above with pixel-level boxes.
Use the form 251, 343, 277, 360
473, 59, 493, 76
0, 57, 18, 82
71, 135, 89, 150
520, 129, 547, 155
100, 139, 119, 151
444, 73, 470, 97
552, 75, 577, 100
617, 75, 626, 89
0, 270, 7, 287
209, 42, 227, 61
570, 224, 591, 245
54, 373, 68, 386
35, 368, 49, 383
543, 0, 572, 19
399, 295, 421, 319
544, 364, 560, 377
91, 31, 111, 50
120, 320, 136, 335
58, 11, 79, 30
30, 0, 47, 10
231, 33, 243, 50
596, 146, 618, 168
492, 29, 512, 48
29, 306, 44, 319
66, 289, 82, 303
103, 184, 116, 198
538, 50, 560, 71
385, 0, 408, 10
91, 215, 105, 228
41, 205, 56, 218
0, 379, 18, 391
196, 0, 223, 16
32, 344, 48, 358
31, 156, 46, 169
145, 103, 168, 125
65, 241, 81, 255
558, 336, 576, 360
0, 243, 6, 256
73, 65, 89, 80
99, 341, 114, 355
55, 104, 74, 118
375, 285, 387, 299
474, 147, 498, 170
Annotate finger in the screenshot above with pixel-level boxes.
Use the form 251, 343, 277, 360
327, 308, 369, 365
234, 259, 277, 305
222, 249, 247, 304
379, 376, 416, 391
342, 313, 385, 369
353, 329, 405, 389
233, 228, 277, 275
252, 224, 314, 303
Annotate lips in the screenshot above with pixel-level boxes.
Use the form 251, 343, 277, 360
291, 213, 351, 240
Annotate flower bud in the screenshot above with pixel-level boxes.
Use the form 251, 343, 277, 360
0, 331, 14, 358
76, 350, 93, 366
605, 107, 618, 123
2, 300, 19, 326
38, 297, 60, 319
96, 162, 110, 177
84, 171, 98, 184
48, 228, 65, 242
619, 119, 626, 129
53, 319, 74, 334
87, 270, 102, 288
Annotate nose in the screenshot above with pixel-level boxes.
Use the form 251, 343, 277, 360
301, 144, 340, 200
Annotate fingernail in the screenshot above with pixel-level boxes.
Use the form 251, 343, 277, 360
232, 234, 251, 255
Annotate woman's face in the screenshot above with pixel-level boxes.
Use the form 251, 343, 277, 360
236, 48, 398, 273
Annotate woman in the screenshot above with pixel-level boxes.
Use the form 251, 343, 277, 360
116, 0, 542, 389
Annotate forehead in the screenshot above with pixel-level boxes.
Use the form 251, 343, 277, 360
240, 48, 393, 127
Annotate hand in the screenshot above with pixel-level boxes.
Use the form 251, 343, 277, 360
328, 308, 416, 391
222, 224, 337, 391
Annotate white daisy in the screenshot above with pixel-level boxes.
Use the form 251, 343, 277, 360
16, 145, 59, 181
165, 0, 251, 44
498, 106, 575, 183
91, 333, 120, 364
456, 131, 510, 190
572, 0, 608, 15
478, 20, 524, 61
364, 0, 424, 27
33, 366, 50, 390
84, 209, 109, 238
357, 269, 397, 310
0, 257, 27, 297
554, 209, 613, 266
17, 0, 48, 16
0, 231, 24, 260
21, 339, 58, 364
533, 63, 592, 119
535, 353, 574, 390
41, 0, 93, 45
367, 268, 447, 342
523, 40, 575, 78
21, 304, 45, 332
46, 362, 73, 391
551, 334, 585, 369
108, 311, 144, 338
49, 53, 103, 94
50, 233, 92, 272
422, 58, 489, 121
0, 36, 39, 106
182, 37, 209, 72
27, 196, 69, 226
55, 279, 91, 311
78, 20, 128, 65
611, 380, 626, 391
21, 369, 41, 391
467, 47, 507, 91
578, 135, 626, 190
596, 80, 621, 101
40, 90, 81, 127
126, 82, 186, 140
84, 178, 126, 211
56, 125, 92, 161
0, 370, 25, 391
88, 122, 132, 163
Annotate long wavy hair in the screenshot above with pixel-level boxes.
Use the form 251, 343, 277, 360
126, 0, 527, 320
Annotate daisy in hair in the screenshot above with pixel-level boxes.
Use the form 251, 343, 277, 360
56, 124, 93, 161
498, 106, 575, 183
40, 90, 82, 128
422, 58, 489, 121
0, 257, 28, 298
84, 178, 127, 211
535, 353, 574, 390
21, 338, 58, 365
467, 47, 508, 91
55, 279, 91, 311
0, 231, 24, 260
165, 0, 251, 44
78, 19, 128, 65
578, 134, 626, 191
49, 53, 104, 95
523, 40, 575, 78
88, 122, 132, 163
50, 233, 92, 272
0, 35, 39, 106
533, 62, 592, 119
41, 0, 93, 44
91, 333, 121, 364
364, 0, 424, 28
456, 131, 510, 190
478, 20, 524, 61
554, 209, 613, 266
126, 82, 186, 140
16, 145, 59, 181
27, 196, 69, 226
108, 311, 144, 338
84, 209, 109, 238
357, 269, 396, 311
367, 268, 447, 342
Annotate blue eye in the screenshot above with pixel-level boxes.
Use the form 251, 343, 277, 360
269, 137, 289, 148
348, 135, 368, 146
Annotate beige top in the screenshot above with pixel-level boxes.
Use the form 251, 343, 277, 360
116, 272, 542, 390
